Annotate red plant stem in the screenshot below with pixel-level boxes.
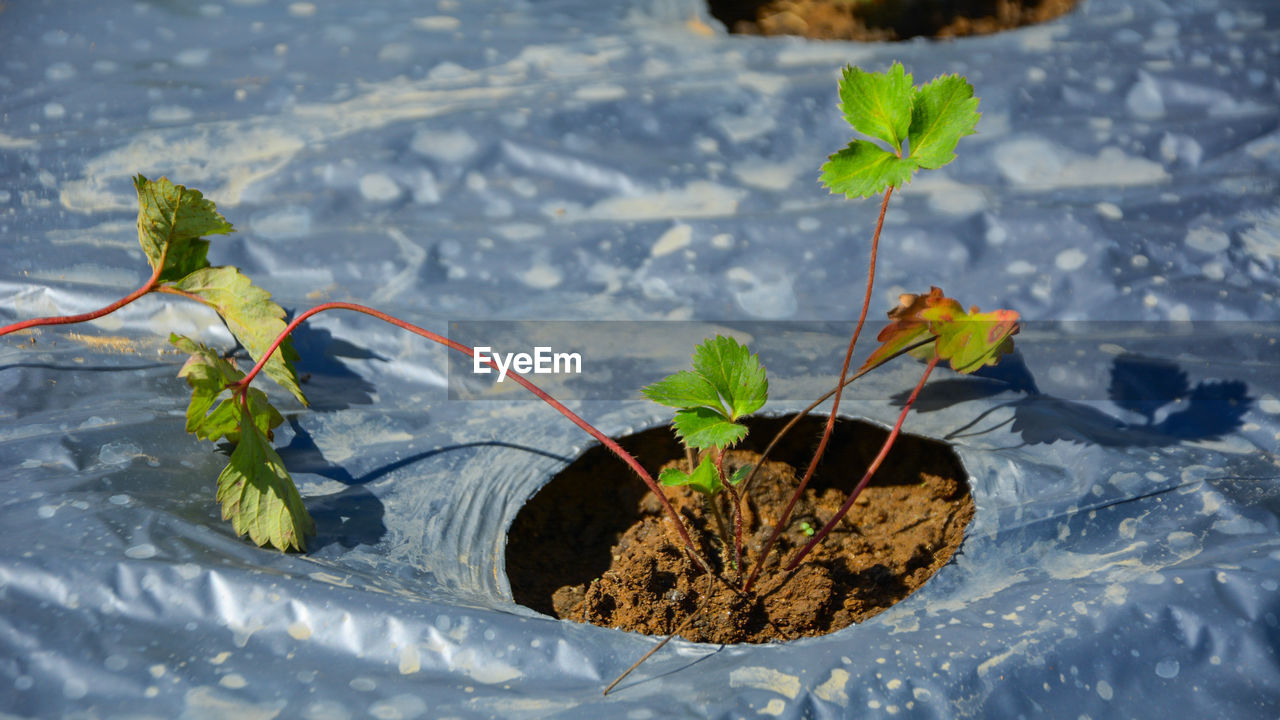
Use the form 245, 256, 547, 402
737, 335, 934, 496
743, 184, 895, 593
0, 265, 163, 337
717, 450, 744, 575
782, 355, 939, 573
233, 301, 712, 574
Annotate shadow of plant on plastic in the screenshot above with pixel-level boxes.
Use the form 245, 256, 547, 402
287, 323, 382, 410
279, 418, 571, 550
0, 359, 174, 373
896, 352, 1252, 448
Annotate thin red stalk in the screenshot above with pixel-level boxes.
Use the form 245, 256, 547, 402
737, 335, 934, 496
783, 356, 939, 572
233, 301, 712, 574
0, 264, 162, 337
707, 493, 732, 563
717, 451, 744, 575
744, 184, 894, 593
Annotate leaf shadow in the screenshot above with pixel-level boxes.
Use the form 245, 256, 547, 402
0, 360, 173, 373
286, 323, 383, 410
893, 351, 1252, 449
278, 417, 571, 551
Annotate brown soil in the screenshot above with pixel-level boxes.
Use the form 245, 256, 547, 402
708, 0, 1078, 41
506, 414, 973, 643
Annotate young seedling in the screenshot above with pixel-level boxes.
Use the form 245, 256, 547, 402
642, 335, 767, 576
742, 62, 993, 593
604, 286, 1017, 692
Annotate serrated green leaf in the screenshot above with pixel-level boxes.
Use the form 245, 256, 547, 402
173, 334, 243, 441
860, 288, 1020, 375
190, 390, 282, 443
246, 388, 285, 435
173, 333, 242, 386
642, 370, 723, 413
690, 336, 768, 420
672, 407, 748, 451
919, 306, 1020, 374
134, 175, 233, 282
172, 334, 283, 443
728, 464, 752, 486
216, 416, 314, 552
838, 62, 914, 152
822, 66, 980, 198
659, 466, 690, 486
820, 141, 919, 198
646, 336, 767, 451
908, 74, 981, 170
659, 455, 722, 495
194, 399, 241, 441
171, 266, 307, 406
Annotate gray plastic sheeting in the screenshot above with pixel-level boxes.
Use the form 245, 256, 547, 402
3, 0, 1280, 717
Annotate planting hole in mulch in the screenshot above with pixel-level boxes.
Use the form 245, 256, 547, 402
707, 0, 1079, 41
506, 414, 973, 643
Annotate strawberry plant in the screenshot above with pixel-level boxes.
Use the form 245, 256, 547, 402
1, 63, 1022, 657
642, 335, 767, 575
4, 176, 314, 549
734, 62, 1019, 593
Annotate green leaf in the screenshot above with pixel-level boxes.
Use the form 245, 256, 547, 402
820, 141, 918, 199
173, 334, 302, 550
659, 455, 722, 496
172, 334, 283, 443
659, 466, 689, 486
821, 66, 980, 198
644, 335, 768, 451
642, 370, 723, 413
919, 306, 1020, 374
134, 175, 233, 282
216, 414, 314, 552
838, 62, 914, 152
858, 287, 957, 374
690, 335, 768, 420
672, 407, 748, 451
171, 266, 307, 406
859, 288, 1020, 375
728, 464, 752, 486
908, 74, 981, 170
173, 334, 242, 442
173, 333, 242, 387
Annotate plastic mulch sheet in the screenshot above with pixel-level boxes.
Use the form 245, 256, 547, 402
2, 0, 1279, 717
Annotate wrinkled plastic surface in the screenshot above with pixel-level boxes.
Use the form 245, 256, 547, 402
3, 0, 1280, 717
